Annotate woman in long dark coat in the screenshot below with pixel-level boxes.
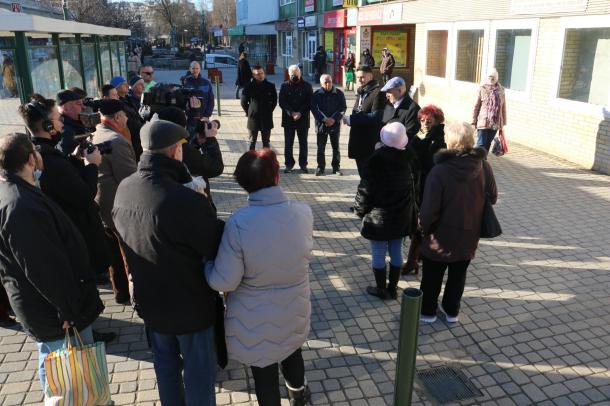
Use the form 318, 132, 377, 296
355, 122, 419, 300
235, 52, 253, 99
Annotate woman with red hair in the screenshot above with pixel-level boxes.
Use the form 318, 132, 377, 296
205, 149, 314, 405
403, 104, 447, 275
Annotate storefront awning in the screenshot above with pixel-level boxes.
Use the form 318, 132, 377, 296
0, 9, 130, 35
245, 24, 276, 36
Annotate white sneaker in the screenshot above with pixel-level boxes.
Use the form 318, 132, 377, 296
438, 304, 459, 323
420, 314, 437, 323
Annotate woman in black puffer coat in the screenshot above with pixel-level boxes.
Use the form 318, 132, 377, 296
355, 122, 419, 300
403, 105, 447, 275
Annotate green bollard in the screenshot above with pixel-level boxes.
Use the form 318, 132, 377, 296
215, 77, 221, 117
394, 288, 422, 406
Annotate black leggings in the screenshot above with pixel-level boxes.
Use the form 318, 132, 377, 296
250, 348, 305, 406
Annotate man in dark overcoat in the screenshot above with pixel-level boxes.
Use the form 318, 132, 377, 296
241, 65, 277, 150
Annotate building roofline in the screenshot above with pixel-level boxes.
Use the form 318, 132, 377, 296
0, 10, 131, 36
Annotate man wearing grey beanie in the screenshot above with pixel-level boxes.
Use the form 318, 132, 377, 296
113, 119, 225, 405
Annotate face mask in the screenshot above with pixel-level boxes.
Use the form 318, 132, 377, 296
290, 75, 299, 83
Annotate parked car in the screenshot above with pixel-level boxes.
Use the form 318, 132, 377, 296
204, 53, 238, 68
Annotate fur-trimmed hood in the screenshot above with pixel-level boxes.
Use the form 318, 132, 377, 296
433, 147, 487, 181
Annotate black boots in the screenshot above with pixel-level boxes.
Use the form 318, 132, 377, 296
287, 385, 311, 406
366, 265, 401, 300
387, 265, 401, 300
366, 267, 390, 300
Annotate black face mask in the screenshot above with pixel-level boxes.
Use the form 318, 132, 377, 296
50, 131, 62, 146
290, 75, 299, 83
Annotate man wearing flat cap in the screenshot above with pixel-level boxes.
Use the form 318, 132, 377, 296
57, 89, 87, 155
92, 99, 137, 304
381, 76, 420, 146
113, 120, 224, 405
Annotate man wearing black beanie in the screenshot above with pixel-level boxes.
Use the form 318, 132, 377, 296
113, 119, 224, 405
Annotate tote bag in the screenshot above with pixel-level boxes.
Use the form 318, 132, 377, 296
44, 328, 111, 406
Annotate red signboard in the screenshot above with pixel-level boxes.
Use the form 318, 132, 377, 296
305, 0, 315, 13
324, 9, 347, 28
11, 2, 22, 12
357, 5, 383, 25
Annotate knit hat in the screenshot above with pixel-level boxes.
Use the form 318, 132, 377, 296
129, 75, 144, 87
98, 99, 124, 116
140, 119, 188, 151
156, 106, 187, 128
56, 89, 83, 106
380, 122, 408, 150
109, 76, 127, 88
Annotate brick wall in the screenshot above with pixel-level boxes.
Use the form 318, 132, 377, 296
414, 19, 610, 174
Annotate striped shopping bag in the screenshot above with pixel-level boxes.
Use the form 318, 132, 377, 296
44, 328, 111, 406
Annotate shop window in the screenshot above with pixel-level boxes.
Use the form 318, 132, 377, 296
282, 32, 293, 57
558, 27, 610, 105
82, 43, 99, 97
60, 44, 84, 91
426, 30, 448, 78
28, 46, 61, 98
494, 29, 531, 92
455, 30, 484, 83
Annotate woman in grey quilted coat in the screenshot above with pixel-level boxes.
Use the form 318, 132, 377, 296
205, 149, 313, 406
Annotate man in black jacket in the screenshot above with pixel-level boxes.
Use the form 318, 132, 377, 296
311, 74, 346, 176
381, 76, 421, 145
57, 89, 88, 155
279, 64, 313, 173
241, 65, 277, 150
342, 65, 386, 179
113, 120, 224, 405
312, 46, 326, 84
0, 132, 105, 391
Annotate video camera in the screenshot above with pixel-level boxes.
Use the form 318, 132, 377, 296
195, 119, 221, 134
141, 83, 204, 114
73, 134, 113, 155
79, 111, 101, 132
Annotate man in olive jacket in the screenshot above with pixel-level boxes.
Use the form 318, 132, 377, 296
0, 133, 104, 391
113, 120, 224, 405
241, 65, 277, 150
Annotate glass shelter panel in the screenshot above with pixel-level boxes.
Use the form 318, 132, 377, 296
61, 44, 84, 91
100, 42, 112, 84
82, 43, 99, 98
28, 35, 61, 98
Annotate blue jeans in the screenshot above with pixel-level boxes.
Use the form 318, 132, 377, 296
371, 239, 403, 269
37, 325, 94, 391
149, 326, 217, 406
476, 128, 497, 152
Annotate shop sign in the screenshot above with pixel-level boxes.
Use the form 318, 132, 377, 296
382, 3, 402, 24
324, 30, 334, 62
372, 29, 407, 67
305, 15, 317, 28
297, 17, 305, 29
510, 0, 588, 14
227, 26, 244, 36
275, 21, 294, 31
347, 8, 358, 26
343, 0, 358, 7
332, 0, 344, 6
360, 26, 372, 53
305, 0, 315, 13
357, 5, 383, 25
324, 9, 347, 28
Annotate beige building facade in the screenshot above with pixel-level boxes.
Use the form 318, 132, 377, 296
352, 0, 610, 174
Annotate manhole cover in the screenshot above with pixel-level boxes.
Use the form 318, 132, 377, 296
417, 366, 482, 404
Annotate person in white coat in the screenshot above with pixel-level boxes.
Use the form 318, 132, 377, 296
205, 148, 313, 406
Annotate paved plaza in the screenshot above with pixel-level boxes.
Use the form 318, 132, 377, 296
1, 70, 610, 405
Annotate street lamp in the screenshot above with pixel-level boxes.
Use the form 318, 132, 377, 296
183, 29, 188, 47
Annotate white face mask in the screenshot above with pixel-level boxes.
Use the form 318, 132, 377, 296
183, 176, 207, 196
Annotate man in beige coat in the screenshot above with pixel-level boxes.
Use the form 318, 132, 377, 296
92, 99, 137, 303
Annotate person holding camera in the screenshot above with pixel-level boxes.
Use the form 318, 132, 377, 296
17, 95, 115, 343
183, 62, 215, 136
311, 74, 346, 176
57, 89, 88, 155
241, 65, 277, 150
92, 99, 138, 304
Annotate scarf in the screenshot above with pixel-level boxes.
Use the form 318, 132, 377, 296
484, 84, 500, 128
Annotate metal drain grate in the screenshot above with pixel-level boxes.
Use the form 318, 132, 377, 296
417, 366, 482, 404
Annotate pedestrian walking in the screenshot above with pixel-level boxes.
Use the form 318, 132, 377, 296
354, 122, 419, 300
418, 122, 498, 323
360, 48, 375, 68
113, 120, 225, 405
235, 52, 253, 99
0, 132, 105, 391
472, 68, 506, 152
205, 149, 313, 406
379, 48, 395, 85
343, 52, 356, 91
381, 76, 421, 145
241, 65, 277, 150
403, 105, 447, 275
312, 46, 326, 84
279, 65, 313, 174
311, 74, 346, 176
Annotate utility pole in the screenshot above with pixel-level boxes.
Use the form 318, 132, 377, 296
62, 0, 69, 20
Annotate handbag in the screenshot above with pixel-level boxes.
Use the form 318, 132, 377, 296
480, 163, 502, 239
44, 328, 111, 406
491, 129, 508, 157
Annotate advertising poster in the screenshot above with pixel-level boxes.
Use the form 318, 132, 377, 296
360, 27, 372, 54
305, 0, 315, 13
372, 29, 407, 67
325, 30, 334, 62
